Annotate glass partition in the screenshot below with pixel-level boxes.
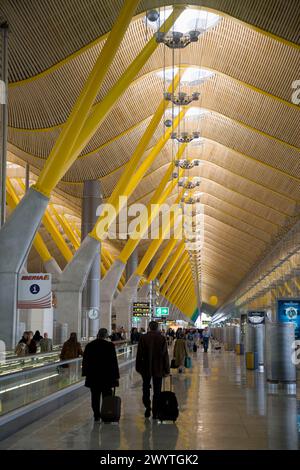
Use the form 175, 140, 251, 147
0, 344, 137, 417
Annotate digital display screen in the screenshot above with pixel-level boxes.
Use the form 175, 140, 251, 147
277, 299, 300, 339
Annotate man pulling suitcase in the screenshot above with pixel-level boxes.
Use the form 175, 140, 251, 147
135, 321, 170, 419
82, 328, 120, 422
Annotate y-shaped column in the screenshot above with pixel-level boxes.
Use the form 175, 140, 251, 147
0, 188, 49, 348
52, 236, 99, 336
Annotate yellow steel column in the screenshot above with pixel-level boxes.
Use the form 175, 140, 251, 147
118, 149, 186, 264
108, 74, 181, 210
91, 110, 186, 241
50, 205, 80, 250
171, 278, 193, 307
17, 179, 73, 262
171, 274, 193, 307
42, 211, 74, 262
135, 194, 183, 277
74, 8, 184, 172
34, 0, 142, 196
166, 264, 191, 299
161, 253, 189, 295
148, 239, 178, 282
158, 241, 185, 286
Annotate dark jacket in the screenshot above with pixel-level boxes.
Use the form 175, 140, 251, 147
82, 339, 120, 389
136, 331, 170, 378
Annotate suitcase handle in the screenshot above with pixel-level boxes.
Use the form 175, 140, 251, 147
163, 374, 173, 392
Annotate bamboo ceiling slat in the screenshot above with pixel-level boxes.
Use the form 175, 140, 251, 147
7, 15, 299, 129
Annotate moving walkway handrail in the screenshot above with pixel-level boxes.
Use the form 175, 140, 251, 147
0, 343, 137, 381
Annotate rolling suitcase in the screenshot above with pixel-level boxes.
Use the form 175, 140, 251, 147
157, 375, 179, 423
100, 389, 121, 423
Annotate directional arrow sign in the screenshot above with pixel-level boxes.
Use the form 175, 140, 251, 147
155, 306, 169, 317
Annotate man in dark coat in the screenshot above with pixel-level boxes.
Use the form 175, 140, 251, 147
82, 328, 120, 422
136, 321, 170, 419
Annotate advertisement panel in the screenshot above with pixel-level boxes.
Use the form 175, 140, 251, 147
277, 299, 300, 339
18, 274, 52, 309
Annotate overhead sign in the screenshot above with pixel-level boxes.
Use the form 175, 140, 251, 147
247, 311, 265, 325
278, 299, 300, 339
18, 274, 52, 309
132, 301, 152, 317
155, 306, 169, 317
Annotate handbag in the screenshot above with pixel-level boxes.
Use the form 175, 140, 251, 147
184, 356, 192, 369
170, 358, 177, 369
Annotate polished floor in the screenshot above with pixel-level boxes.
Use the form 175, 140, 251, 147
1, 348, 299, 450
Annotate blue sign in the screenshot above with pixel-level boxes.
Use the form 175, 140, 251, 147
277, 299, 300, 339
30, 284, 40, 295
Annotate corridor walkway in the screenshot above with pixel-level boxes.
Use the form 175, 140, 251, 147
1, 349, 299, 450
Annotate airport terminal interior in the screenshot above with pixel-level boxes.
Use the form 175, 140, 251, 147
0, 0, 299, 452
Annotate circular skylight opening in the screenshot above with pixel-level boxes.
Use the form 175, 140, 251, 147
156, 67, 215, 86
144, 8, 221, 35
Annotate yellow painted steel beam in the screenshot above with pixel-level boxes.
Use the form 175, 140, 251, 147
176, 281, 193, 307
43, 7, 183, 197
148, 238, 179, 282
51, 205, 80, 250
166, 264, 191, 299
6, 181, 53, 264
135, 193, 183, 277
42, 211, 74, 262
161, 254, 189, 296
17, 178, 74, 262
90, 108, 186, 241
158, 241, 186, 287
105, 73, 180, 211
33, 0, 142, 197
166, 268, 192, 303
118, 148, 186, 264
170, 277, 193, 307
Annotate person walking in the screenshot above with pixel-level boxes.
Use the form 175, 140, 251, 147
173, 333, 189, 373
202, 327, 211, 353
39, 332, 53, 353
32, 330, 43, 345
60, 332, 83, 360
136, 321, 170, 419
82, 328, 120, 422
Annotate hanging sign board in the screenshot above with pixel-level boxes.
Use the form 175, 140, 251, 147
132, 301, 152, 317
18, 274, 52, 309
277, 299, 300, 339
247, 311, 265, 325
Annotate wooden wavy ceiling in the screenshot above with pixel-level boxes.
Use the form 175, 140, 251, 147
2, 0, 300, 305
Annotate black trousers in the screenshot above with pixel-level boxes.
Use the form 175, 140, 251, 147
142, 376, 163, 417
90, 387, 112, 419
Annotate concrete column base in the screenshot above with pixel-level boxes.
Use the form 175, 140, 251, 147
100, 260, 126, 335
0, 188, 49, 348
53, 236, 100, 338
